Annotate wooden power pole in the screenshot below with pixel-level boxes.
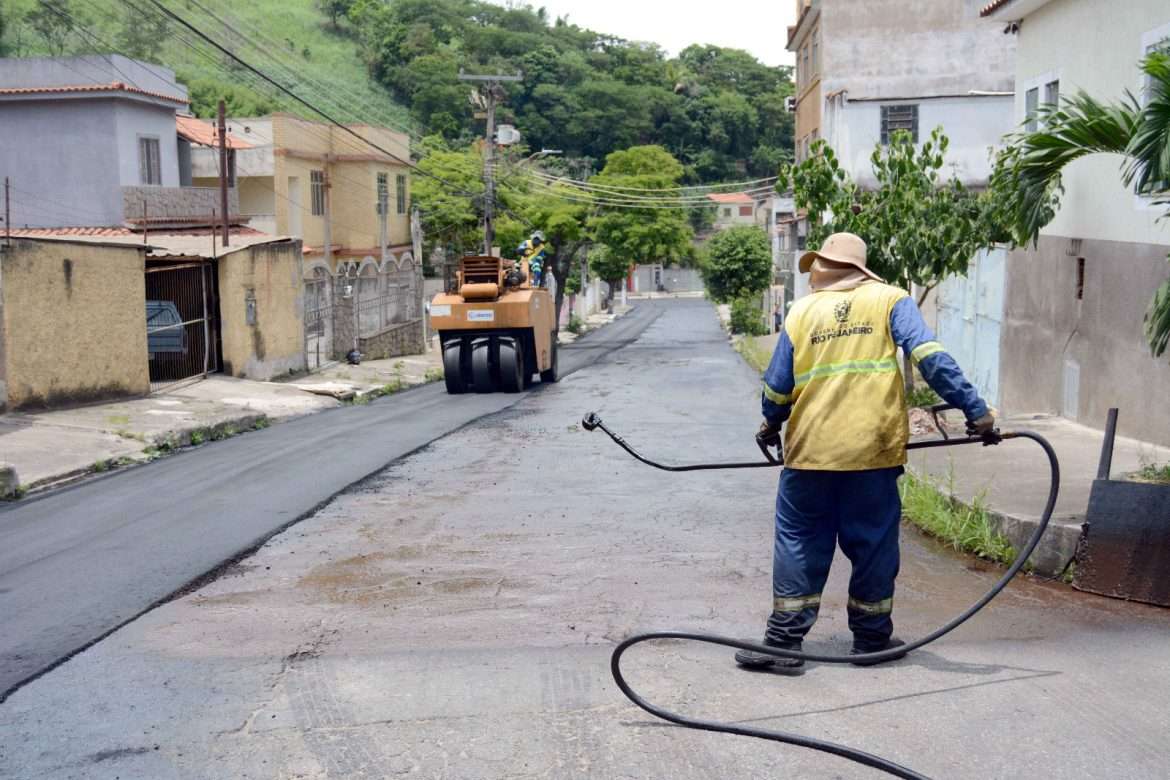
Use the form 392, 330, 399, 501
458, 71, 521, 256
217, 99, 230, 247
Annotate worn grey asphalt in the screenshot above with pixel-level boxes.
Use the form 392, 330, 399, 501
2, 298, 1169, 779
0, 303, 659, 702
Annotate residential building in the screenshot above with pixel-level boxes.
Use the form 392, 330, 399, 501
0, 55, 239, 229
981, 0, 1170, 445
787, 1, 1015, 186
187, 114, 423, 366
784, 1, 1017, 408
706, 192, 758, 230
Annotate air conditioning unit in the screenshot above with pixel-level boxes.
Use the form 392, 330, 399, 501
785, 96, 797, 113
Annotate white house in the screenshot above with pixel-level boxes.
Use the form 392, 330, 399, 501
981, 0, 1170, 445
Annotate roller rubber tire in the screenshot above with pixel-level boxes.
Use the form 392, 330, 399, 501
442, 341, 466, 394
540, 335, 559, 384
499, 340, 524, 393
471, 339, 494, 393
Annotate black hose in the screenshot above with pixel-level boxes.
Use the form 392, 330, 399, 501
600, 426, 1060, 779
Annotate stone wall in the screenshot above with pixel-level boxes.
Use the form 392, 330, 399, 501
358, 320, 425, 361
122, 186, 239, 223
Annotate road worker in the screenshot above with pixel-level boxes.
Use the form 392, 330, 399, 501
736, 232, 995, 669
521, 231, 548, 287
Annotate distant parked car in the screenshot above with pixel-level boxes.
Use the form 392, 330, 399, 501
146, 300, 187, 359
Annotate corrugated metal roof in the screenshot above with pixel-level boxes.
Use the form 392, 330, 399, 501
176, 115, 254, 149
0, 81, 187, 104
8, 227, 293, 258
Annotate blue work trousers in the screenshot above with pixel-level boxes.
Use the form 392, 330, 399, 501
766, 466, 903, 650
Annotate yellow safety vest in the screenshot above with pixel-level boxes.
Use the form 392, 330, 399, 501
781, 282, 909, 471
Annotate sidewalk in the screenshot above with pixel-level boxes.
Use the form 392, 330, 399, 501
0, 347, 443, 496
908, 413, 1170, 575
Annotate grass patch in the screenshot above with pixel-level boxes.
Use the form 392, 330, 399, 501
106, 414, 131, 426
905, 386, 942, 409
423, 366, 444, 383
92, 459, 110, 473
734, 335, 772, 375
189, 428, 208, 446
900, 470, 1016, 566
567, 315, 585, 335
114, 429, 146, 442
1131, 461, 1170, 484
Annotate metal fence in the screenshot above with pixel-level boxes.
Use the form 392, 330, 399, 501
305, 265, 419, 368
145, 261, 217, 392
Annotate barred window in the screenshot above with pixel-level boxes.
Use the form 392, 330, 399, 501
138, 137, 161, 185
310, 170, 326, 216
880, 104, 918, 145
396, 174, 407, 214
377, 172, 389, 214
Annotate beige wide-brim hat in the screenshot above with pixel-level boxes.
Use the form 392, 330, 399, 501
798, 232, 884, 281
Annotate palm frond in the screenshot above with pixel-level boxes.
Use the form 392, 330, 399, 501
1126, 50, 1170, 197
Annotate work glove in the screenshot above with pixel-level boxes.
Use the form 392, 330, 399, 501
756, 420, 782, 462
967, 410, 996, 437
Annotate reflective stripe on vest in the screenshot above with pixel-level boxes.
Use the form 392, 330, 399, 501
910, 340, 945, 365
763, 383, 796, 405
794, 357, 899, 389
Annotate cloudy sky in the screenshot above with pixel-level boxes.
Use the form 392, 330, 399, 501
505, 1, 797, 66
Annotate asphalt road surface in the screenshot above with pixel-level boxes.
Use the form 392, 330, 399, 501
2, 298, 1168, 779
0, 302, 660, 702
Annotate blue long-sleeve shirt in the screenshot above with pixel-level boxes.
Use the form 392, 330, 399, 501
762, 296, 988, 426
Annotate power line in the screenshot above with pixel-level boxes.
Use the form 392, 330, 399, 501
136, 0, 481, 202
518, 167, 780, 194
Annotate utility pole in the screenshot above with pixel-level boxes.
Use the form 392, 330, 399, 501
217, 100, 230, 247
411, 205, 426, 353
458, 71, 521, 256
3, 177, 10, 248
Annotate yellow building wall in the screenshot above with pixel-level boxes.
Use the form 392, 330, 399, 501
1, 239, 149, 409
217, 242, 307, 380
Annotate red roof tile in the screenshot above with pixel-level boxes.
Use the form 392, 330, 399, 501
9, 226, 134, 237
979, 0, 1016, 17
176, 115, 254, 149
0, 81, 187, 105
706, 192, 756, 204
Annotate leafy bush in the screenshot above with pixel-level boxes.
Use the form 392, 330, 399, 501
905, 386, 942, 409
729, 296, 767, 336
702, 226, 773, 303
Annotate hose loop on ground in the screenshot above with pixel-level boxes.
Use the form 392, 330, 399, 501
601, 427, 1059, 779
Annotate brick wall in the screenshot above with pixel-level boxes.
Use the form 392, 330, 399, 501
358, 320, 425, 360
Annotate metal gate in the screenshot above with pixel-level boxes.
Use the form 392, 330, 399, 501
145, 261, 219, 392
304, 267, 333, 370
935, 248, 1004, 408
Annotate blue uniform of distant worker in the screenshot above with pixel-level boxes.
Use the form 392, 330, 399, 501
735, 232, 994, 670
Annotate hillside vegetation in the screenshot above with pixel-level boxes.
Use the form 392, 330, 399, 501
1, 0, 794, 182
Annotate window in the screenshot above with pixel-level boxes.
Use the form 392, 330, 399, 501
812, 28, 820, 77
1024, 87, 1039, 132
377, 172, 389, 215
138, 137, 161, 185
802, 45, 810, 85
739, 205, 753, 217
1044, 79, 1060, 109
723, 207, 732, 217
880, 104, 918, 144
1075, 257, 1085, 300
310, 170, 326, 216
396, 173, 407, 214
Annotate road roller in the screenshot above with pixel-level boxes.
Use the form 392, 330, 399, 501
430, 254, 559, 393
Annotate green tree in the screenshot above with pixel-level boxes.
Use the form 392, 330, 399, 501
783, 129, 1008, 306
997, 51, 1170, 356
410, 139, 486, 259
115, 4, 170, 63
588, 245, 629, 307
318, 0, 354, 28
701, 225, 773, 303
182, 76, 279, 120
589, 146, 695, 278
25, 0, 84, 56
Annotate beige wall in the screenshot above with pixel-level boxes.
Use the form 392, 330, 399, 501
1, 239, 149, 409
217, 241, 306, 380
1001, 236, 1170, 447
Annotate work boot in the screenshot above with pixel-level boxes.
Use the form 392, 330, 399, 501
849, 637, 907, 667
734, 638, 804, 669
